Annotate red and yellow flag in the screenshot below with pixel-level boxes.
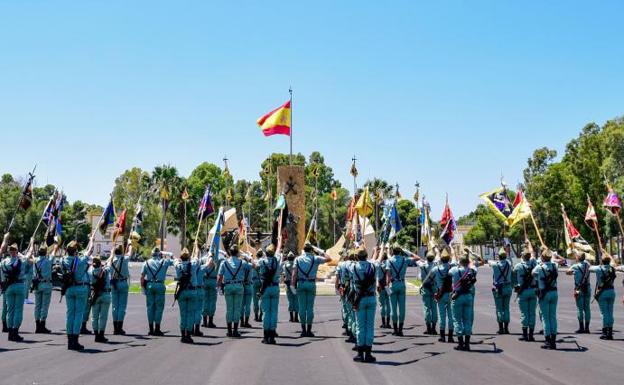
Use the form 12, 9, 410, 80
257, 100, 291, 136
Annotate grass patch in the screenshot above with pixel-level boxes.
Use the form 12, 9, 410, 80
407, 279, 422, 287
129, 279, 175, 294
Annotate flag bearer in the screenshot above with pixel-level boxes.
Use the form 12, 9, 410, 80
217, 245, 248, 338
449, 250, 478, 351
258, 245, 282, 344
417, 249, 438, 335
140, 247, 174, 336
385, 245, 419, 337
33, 243, 56, 334
593, 252, 617, 340
89, 256, 112, 343
201, 248, 223, 328
566, 250, 592, 334
62, 240, 90, 351
350, 247, 377, 363
488, 248, 514, 334
109, 244, 130, 335
513, 245, 538, 341
532, 246, 559, 350
374, 247, 391, 329
175, 248, 197, 343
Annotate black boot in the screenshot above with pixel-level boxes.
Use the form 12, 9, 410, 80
233, 322, 241, 337
95, 330, 108, 343
10, 328, 23, 342
519, 327, 528, 341
575, 320, 584, 334
528, 327, 535, 342
148, 323, 154, 335
41, 320, 51, 334
584, 321, 590, 334
600, 327, 608, 340
550, 334, 557, 350
67, 335, 73, 350
438, 329, 446, 342
35, 320, 42, 333
607, 327, 614, 340
118, 321, 126, 335
193, 324, 204, 337
392, 322, 398, 336
300, 324, 306, 337
185, 330, 195, 344
154, 323, 164, 336
398, 322, 404, 337
80, 322, 91, 335
289, 312, 294, 322
431, 322, 438, 335
353, 346, 364, 362
364, 346, 377, 363
346, 330, 356, 343
227, 323, 233, 337
454, 335, 465, 351
73, 334, 84, 351
386, 316, 391, 329
269, 330, 277, 344
202, 315, 208, 328
2, 320, 7, 333
259, 312, 263, 322
261, 330, 269, 344
504, 322, 510, 334
465, 335, 471, 351
180, 328, 186, 343
497, 322, 504, 334
208, 316, 216, 328
294, 312, 299, 323
424, 322, 431, 335
447, 329, 455, 343
306, 324, 315, 337
113, 321, 120, 335
541, 335, 551, 349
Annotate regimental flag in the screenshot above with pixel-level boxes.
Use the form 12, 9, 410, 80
257, 100, 291, 137
238, 217, 248, 247
420, 197, 432, 247
388, 201, 403, 240
100, 199, 116, 235
112, 209, 127, 241
271, 194, 289, 247
480, 186, 514, 222
378, 205, 391, 245
439, 197, 456, 245
130, 201, 144, 244
347, 196, 357, 221
512, 188, 524, 208
197, 186, 214, 220
585, 196, 599, 228
42, 191, 65, 246
305, 209, 318, 245
507, 193, 532, 228
603, 185, 622, 215
209, 208, 225, 257
350, 163, 358, 178
355, 187, 373, 217
562, 204, 595, 260
19, 176, 34, 210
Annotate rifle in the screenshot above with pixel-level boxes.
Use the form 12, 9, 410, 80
451, 268, 477, 300
537, 266, 558, 300
172, 263, 191, 307
258, 259, 278, 296
593, 266, 616, 302
0, 259, 22, 294
89, 269, 106, 306
352, 264, 376, 310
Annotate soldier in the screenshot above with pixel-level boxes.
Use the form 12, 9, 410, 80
592, 251, 617, 340
513, 244, 538, 341
0, 233, 34, 342
487, 247, 514, 334
240, 252, 254, 328
89, 256, 112, 343
350, 247, 377, 363
565, 250, 592, 334
33, 243, 56, 334
417, 249, 438, 335
174, 248, 197, 344
200, 247, 224, 328
258, 245, 282, 344
335, 250, 353, 340
191, 251, 204, 337
80, 292, 92, 335
532, 246, 559, 350
281, 251, 299, 322
140, 247, 174, 336
432, 247, 455, 343
61, 240, 90, 351
374, 247, 391, 329
217, 245, 248, 338
108, 244, 130, 335
385, 244, 419, 337
251, 258, 263, 323
449, 249, 479, 351
292, 243, 332, 337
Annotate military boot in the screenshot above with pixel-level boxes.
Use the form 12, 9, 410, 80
528, 327, 535, 342
294, 312, 299, 323
431, 322, 438, 335
261, 330, 269, 344
447, 329, 455, 343
503, 322, 510, 334
148, 323, 154, 335
300, 324, 306, 337
575, 320, 584, 334
353, 346, 364, 362
226, 323, 233, 337
269, 330, 277, 344
2, 320, 7, 333
454, 336, 465, 351
392, 322, 399, 336
497, 322, 504, 334
73, 335, 84, 351
193, 324, 204, 337
541, 335, 551, 349
364, 346, 377, 363
153, 323, 164, 336
438, 329, 446, 342
519, 327, 528, 341
306, 324, 315, 337
584, 321, 590, 334
41, 320, 51, 334
208, 316, 216, 328
232, 322, 241, 338
202, 315, 208, 328
80, 322, 92, 335
397, 322, 404, 337
464, 336, 471, 351
600, 328, 608, 340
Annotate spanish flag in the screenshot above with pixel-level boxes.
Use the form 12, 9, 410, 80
257, 100, 291, 136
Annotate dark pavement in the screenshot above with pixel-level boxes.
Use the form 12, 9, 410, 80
1, 266, 623, 385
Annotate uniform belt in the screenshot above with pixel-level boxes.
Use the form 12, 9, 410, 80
39, 279, 52, 283
148, 280, 164, 283
392, 279, 404, 282
74, 282, 89, 286
298, 278, 316, 282
226, 280, 243, 284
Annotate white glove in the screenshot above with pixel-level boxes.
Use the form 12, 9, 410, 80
385, 287, 392, 296
290, 286, 297, 295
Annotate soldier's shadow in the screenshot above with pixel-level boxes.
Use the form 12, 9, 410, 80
191, 341, 223, 346
373, 351, 444, 366
275, 341, 310, 347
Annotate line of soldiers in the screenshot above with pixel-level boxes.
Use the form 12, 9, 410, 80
2, 230, 623, 355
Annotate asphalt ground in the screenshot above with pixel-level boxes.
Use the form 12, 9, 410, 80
1, 266, 623, 385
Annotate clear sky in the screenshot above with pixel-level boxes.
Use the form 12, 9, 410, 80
1, 1, 623, 217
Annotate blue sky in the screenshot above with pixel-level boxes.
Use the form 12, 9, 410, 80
1, 1, 623, 217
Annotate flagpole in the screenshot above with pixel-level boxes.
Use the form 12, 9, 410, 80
31, 190, 57, 241
529, 209, 546, 248
7, 165, 37, 233
289, 86, 293, 166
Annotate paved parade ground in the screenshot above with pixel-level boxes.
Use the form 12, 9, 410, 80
1, 267, 623, 385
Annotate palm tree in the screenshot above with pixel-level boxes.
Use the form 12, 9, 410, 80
150, 165, 183, 250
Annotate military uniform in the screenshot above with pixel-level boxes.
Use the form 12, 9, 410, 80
141, 252, 174, 335
417, 259, 438, 334
175, 258, 198, 343
0, 251, 31, 341
33, 254, 53, 333
532, 260, 559, 349
350, 257, 377, 363
200, 253, 222, 328
217, 254, 248, 337
109, 252, 130, 335
251, 267, 262, 322
513, 257, 538, 341
488, 256, 513, 334
375, 258, 391, 329
281, 258, 298, 322
449, 262, 478, 351
591, 263, 617, 339
385, 252, 417, 336
569, 259, 592, 333
61, 252, 90, 350
89, 263, 112, 342
258, 253, 282, 344
240, 260, 254, 327
432, 259, 455, 342
337, 258, 355, 341
191, 257, 204, 336
293, 251, 328, 337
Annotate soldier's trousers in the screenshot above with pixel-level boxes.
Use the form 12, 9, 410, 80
538, 290, 558, 336
340, 296, 350, 327
111, 281, 129, 322
378, 289, 390, 318
241, 284, 253, 318
297, 281, 317, 325
65, 285, 88, 335
389, 283, 406, 323
82, 299, 91, 323
2, 295, 7, 323
224, 284, 244, 323
253, 281, 261, 314
91, 293, 111, 332
575, 290, 591, 323
34, 287, 53, 321
285, 283, 298, 312
193, 287, 203, 324
493, 284, 512, 323
261, 286, 280, 330
518, 289, 537, 328
437, 293, 453, 331
145, 282, 166, 324
597, 289, 615, 328
356, 296, 377, 347
202, 283, 218, 317
177, 289, 195, 332
421, 288, 438, 324
452, 293, 474, 336
4, 283, 25, 329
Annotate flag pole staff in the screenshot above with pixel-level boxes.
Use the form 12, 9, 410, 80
31, 190, 58, 240
87, 191, 112, 252
7, 165, 37, 233
529, 208, 545, 248
587, 195, 605, 253
289, 86, 293, 166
